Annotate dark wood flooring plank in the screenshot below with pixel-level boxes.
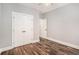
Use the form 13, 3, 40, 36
1, 38, 79, 55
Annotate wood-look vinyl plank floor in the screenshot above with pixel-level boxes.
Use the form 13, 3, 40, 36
1, 38, 79, 55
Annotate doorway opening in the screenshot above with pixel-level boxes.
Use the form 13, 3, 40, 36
40, 18, 47, 38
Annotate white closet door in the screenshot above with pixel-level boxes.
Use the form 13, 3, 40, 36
40, 19, 47, 37
12, 12, 34, 47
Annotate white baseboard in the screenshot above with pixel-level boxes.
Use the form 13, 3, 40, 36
42, 36, 79, 49
0, 40, 40, 54
1, 37, 78, 54
12, 39, 40, 48
32, 39, 40, 43
0, 46, 13, 54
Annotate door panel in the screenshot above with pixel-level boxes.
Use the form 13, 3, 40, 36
12, 12, 34, 47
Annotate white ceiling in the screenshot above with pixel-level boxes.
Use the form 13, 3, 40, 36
20, 3, 69, 13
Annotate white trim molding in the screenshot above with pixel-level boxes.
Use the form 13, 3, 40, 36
0, 46, 13, 54
42, 36, 79, 49
32, 39, 40, 43
0, 40, 40, 54
12, 39, 40, 48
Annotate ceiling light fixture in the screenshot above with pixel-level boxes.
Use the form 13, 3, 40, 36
44, 3, 51, 6
38, 3, 53, 6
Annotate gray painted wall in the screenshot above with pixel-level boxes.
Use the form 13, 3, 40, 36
0, 4, 12, 48
45, 3, 79, 46
0, 3, 40, 48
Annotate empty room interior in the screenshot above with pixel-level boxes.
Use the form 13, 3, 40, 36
0, 3, 79, 55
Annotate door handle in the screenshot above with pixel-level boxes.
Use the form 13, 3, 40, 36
22, 30, 26, 33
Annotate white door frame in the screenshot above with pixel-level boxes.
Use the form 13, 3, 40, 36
12, 11, 34, 47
